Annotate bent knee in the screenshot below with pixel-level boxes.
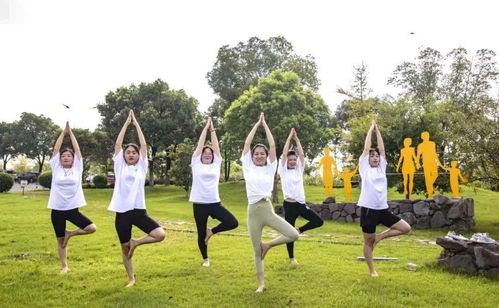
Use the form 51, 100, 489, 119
85, 224, 97, 233
230, 219, 239, 230
153, 228, 166, 241
316, 219, 324, 227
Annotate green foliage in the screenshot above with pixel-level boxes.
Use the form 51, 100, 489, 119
0, 172, 14, 193
93, 175, 107, 188
38, 171, 52, 189
169, 139, 195, 192
0, 122, 17, 170
225, 70, 334, 160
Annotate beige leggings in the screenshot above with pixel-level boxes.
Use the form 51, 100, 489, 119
247, 199, 299, 273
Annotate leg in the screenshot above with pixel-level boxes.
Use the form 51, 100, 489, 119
51, 210, 69, 273
402, 173, 409, 196
193, 204, 210, 263
375, 219, 411, 245
261, 203, 299, 260
248, 204, 265, 292
128, 211, 165, 259
283, 202, 299, 261
210, 203, 239, 235
56, 237, 69, 273
363, 233, 378, 277
121, 243, 135, 287
297, 204, 324, 233
408, 173, 415, 199
63, 209, 96, 248
115, 212, 134, 286
360, 207, 379, 276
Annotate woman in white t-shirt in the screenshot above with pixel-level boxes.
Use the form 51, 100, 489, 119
279, 128, 323, 265
48, 122, 97, 274
358, 120, 411, 277
242, 113, 299, 293
109, 110, 165, 287
190, 117, 238, 267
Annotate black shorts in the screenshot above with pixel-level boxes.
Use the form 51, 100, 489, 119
360, 207, 401, 234
115, 209, 161, 243
51, 208, 93, 238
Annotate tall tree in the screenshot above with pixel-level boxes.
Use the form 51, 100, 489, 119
97, 79, 201, 185
15, 113, 59, 173
337, 62, 372, 102
0, 122, 17, 170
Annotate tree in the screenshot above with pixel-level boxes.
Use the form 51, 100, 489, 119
15, 113, 58, 173
224, 70, 334, 200
337, 62, 372, 102
0, 122, 17, 170
97, 79, 201, 185
169, 138, 195, 194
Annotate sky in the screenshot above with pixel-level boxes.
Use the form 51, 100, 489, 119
1, 0, 499, 131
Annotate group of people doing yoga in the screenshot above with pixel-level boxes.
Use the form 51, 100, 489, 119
47, 111, 411, 292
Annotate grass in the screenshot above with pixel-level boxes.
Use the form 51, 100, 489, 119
0, 183, 498, 307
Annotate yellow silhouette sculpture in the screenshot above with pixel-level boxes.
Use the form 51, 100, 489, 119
416, 132, 444, 199
442, 161, 466, 198
396, 138, 420, 199
338, 165, 358, 201
317, 148, 338, 197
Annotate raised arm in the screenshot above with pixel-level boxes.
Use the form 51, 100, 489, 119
243, 115, 262, 155
114, 111, 132, 157
374, 123, 385, 158
209, 118, 221, 158
193, 118, 211, 158
131, 110, 147, 158
293, 129, 305, 165
281, 129, 294, 166
261, 113, 276, 163
361, 120, 376, 158
52, 123, 68, 158
67, 122, 82, 159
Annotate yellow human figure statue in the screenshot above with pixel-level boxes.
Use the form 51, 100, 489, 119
416, 132, 444, 199
317, 148, 338, 197
396, 138, 420, 199
442, 161, 466, 198
338, 165, 358, 201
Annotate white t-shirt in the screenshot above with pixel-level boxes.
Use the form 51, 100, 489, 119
357, 154, 388, 209
108, 149, 149, 213
241, 151, 277, 204
47, 153, 86, 210
189, 154, 222, 203
278, 158, 306, 203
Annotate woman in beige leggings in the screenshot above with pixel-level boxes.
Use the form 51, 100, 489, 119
242, 112, 299, 293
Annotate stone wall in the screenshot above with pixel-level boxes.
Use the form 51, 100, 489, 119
274, 195, 475, 231
436, 235, 499, 277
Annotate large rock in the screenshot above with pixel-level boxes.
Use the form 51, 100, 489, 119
450, 220, 471, 231
436, 237, 468, 252
413, 201, 430, 216
483, 268, 499, 278
430, 211, 448, 228
433, 194, 449, 205
448, 203, 464, 219
400, 212, 417, 225
329, 204, 340, 213
415, 216, 430, 228
448, 254, 477, 274
445, 198, 461, 207
323, 196, 336, 204
332, 211, 341, 220
321, 210, 332, 220
346, 215, 354, 223
474, 247, 499, 269
344, 203, 356, 215
464, 198, 474, 217
355, 207, 361, 216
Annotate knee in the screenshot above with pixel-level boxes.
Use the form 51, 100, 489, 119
230, 218, 239, 230
400, 220, 412, 234
290, 229, 300, 241
85, 224, 97, 233
316, 219, 324, 228
155, 228, 166, 242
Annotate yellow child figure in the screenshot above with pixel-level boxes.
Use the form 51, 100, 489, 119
416, 132, 444, 199
317, 148, 338, 197
396, 138, 420, 199
442, 161, 466, 198
338, 165, 358, 201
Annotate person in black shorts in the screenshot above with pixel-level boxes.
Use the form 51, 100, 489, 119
108, 111, 165, 287
357, 120, 411, 277
48, 122, 97, 273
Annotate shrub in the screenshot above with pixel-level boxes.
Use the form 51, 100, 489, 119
0, 172, 14, 193
38, 172, 52, 189
93, 175, 108, 188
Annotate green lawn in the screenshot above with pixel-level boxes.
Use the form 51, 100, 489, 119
0, 184, 498, 307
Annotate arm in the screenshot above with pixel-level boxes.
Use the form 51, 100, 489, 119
209, 118, 221, 158
374, 123, 385, 158
52, 124, 68, 158
131, 110, 147, 158
261, 114, 276, 163
396, 151, 403, 172
243, 115, 262, 155
458, 170, 466, 183
294, 129, 305, 166
412, 148, 420, 169
67, 122, 82, 159
193, 118, 210, 158
281, 129, 293, 166
351, 165, 359, 176
114, 111, 132, 157
361, 120, 376, 158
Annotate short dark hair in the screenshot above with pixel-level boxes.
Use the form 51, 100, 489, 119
251, 144, 269, 156
369, 148, 380, 156
60, 148, 74, 158
201, 146, 214, 164
123, 143, 140, 154
287, 150, 297, 157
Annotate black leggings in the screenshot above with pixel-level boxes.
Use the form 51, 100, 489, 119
51, 208, 93, 238
193, 202, 238, 259
283, 200, 324, 258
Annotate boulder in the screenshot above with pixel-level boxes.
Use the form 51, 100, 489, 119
464, 198, 474, 217
430, 211, 448, 228
321, 210, 332, 220
337, 217, 346, 223
400, 212, 417, 225
346, 215, 354, 223
329, 204, 340, 213
332, 211, 341, 220
415, 216, 430, 228
433, 194, 449, 205
340, 210, 348, 217
450, 220, 471, 231
413, 201, 430, 216
483, 267, 499, 278
448, 254, 477, 274
344, 203, 356, 215
436, 237, 468, 252
323, 196, 336, 204
448, 203, 464, 219
474, 247, 499, 269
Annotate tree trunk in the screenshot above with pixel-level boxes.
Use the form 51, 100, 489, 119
2, 157, 8, 170
149, 146, 157, 186
223, 149, 231, 182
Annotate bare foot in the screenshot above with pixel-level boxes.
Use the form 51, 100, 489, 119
62, 231, 71, 248
125, 279, 136, 287
373, 234, 382, 248
127, 240, 137, 259
204, 228, 214, 245
255, 285, 265, 293
290, 258, 299, 265
370, 270, 379, 277
260, 242, 271, 260
60, 266, 69, 274
202, 259, 210, 267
